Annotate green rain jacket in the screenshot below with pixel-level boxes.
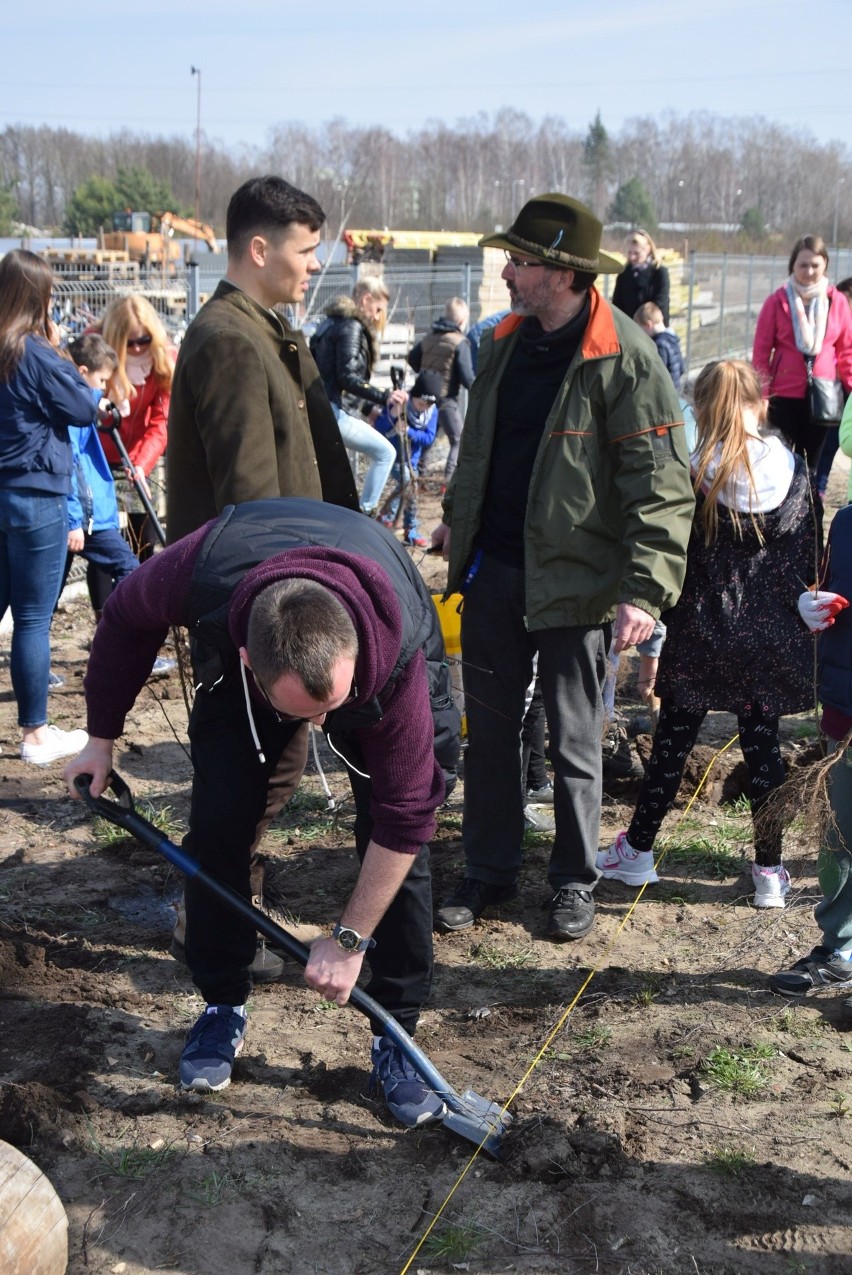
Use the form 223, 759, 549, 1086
443, 288, 695, 629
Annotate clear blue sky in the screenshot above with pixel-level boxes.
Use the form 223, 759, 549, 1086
3, 0, 850, 152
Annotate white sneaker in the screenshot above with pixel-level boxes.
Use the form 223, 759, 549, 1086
596, 831, 659, 886
21, 725, 88, 766
751, 863, 791, 909
149, 656, 176, 678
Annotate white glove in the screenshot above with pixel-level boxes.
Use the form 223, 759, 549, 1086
797, 589, 849, 632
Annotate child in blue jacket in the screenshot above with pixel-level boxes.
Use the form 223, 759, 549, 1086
61, 335, 139, 611
375, 370, 440, 547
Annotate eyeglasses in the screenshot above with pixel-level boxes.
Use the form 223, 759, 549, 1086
126, 335, 152, 349
503, 251, 546, 271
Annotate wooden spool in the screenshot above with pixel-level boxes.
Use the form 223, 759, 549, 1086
0, 1140, 68, 1275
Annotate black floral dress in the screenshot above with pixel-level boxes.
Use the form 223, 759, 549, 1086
655, 457, 816, 716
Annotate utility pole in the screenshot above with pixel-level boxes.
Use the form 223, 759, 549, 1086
191, 66, 202, 257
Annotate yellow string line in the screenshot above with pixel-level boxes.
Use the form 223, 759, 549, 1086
399, 731, 741, 1274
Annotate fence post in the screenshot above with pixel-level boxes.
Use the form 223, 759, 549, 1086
745, 255, 754, 355
717, 254, 728, 357
685, 250, 696, 372
462, 262, 471, 309
186, 262, 201, 322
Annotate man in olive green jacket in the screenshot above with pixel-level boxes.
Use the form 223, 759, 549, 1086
165, 176, 359, 980
431, 194, 694, 943
167, 176, 357, 544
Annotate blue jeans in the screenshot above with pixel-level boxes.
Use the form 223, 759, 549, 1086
0, 488, 67, 728
59, 526, 140, 603
332, 404, 396, 513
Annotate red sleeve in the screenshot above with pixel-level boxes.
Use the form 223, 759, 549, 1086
126, 380, 170, 474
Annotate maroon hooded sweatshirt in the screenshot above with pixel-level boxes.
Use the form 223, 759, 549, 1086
84, 521, 444, 854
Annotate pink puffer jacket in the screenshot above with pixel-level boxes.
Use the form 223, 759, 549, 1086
752, 285, 852, 399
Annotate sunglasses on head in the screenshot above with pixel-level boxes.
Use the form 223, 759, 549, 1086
126, 335, 152, 349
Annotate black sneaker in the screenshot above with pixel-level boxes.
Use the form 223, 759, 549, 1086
546, 887, 595, 941
768, 946, 852, 997
434, 877, 518, 932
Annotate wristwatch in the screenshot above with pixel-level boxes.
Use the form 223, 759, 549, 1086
331, 923, 376, 954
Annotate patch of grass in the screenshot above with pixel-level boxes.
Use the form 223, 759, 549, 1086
420, 1222, 484, 1264
829, 1090, 850, 1119
634, 975, 662, 1007
707, 1145, 756, 1177
572, 1025, 613, 1051
277, 789, 331, 817
469, 941, 533, 970
313, 997, 340, 1012
522, 826, 553, 849
658, 800, 750, 880
186, 1169, 234, 1206
87, 1120, 177, 1180
91, 798, 184, 849
772, 1008, 826, 1040
701, 1044, 775, 1096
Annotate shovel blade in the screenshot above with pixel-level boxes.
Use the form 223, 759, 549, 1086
442, 1089, 513, 1159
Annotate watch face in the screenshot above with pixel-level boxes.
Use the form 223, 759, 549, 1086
336, 927, 360, 951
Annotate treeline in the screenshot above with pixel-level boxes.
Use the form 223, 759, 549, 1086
0, 109, 849, 245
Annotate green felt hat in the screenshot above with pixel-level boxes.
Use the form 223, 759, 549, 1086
480, 193, 622, 274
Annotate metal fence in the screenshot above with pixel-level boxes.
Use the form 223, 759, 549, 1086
49, 248, 852, 374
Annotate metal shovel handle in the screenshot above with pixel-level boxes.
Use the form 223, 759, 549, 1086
97, 418, 167, 546
72, 772, 475, 1109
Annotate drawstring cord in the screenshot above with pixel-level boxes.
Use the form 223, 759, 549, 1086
239, 659, 267, 765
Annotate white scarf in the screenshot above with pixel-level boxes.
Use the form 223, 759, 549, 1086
784, 275, 829, 356
125, 352, 153, 386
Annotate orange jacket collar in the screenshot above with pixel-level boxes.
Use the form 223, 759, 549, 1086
492, 287, 620, 360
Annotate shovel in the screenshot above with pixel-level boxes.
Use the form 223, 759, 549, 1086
74, 771, 512, 1158
97, 410, 167, 547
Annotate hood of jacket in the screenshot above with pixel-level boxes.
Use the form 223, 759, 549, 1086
320, 295, 379, 358
431, 316, 463, 335
227, 547, 403, 703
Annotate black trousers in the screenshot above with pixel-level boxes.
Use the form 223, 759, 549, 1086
182, 673, 433, 1035
768, 395, 828, 474
460, 552, 609, 890
627, 701, 787, 865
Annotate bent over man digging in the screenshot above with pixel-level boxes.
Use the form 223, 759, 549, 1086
64, 498, 460, 1127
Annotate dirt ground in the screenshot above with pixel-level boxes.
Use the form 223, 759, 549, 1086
2, 464, 852, 1275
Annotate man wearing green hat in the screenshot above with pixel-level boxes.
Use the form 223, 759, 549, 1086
431, 193, 694, 942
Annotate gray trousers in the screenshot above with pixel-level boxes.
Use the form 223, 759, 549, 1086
815, 737, 852, 951
460, 552, 608, 890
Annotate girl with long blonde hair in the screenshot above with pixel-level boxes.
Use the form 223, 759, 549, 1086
94, 295, 174, 578
598, 358, 816, 909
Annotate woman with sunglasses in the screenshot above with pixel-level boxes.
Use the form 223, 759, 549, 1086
96, 295, 174, 570
0, 249, 95, 763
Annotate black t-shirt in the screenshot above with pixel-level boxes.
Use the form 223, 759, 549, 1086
476, 300, 589, 568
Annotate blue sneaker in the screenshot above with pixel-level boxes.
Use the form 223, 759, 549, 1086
369, 1035, 447, 1127
179, 1006, 246, 1092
